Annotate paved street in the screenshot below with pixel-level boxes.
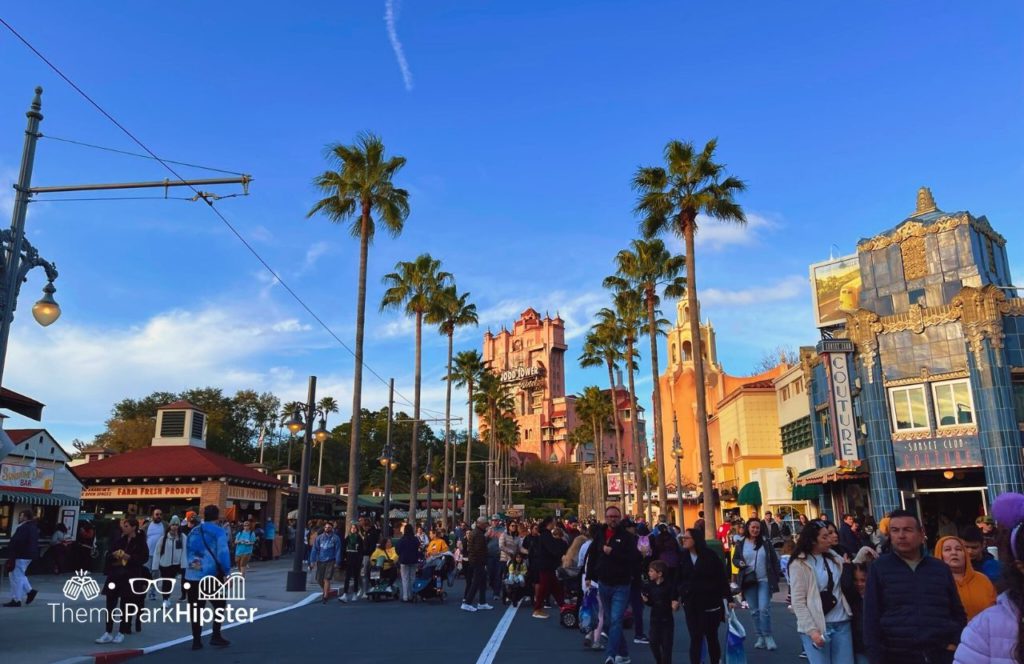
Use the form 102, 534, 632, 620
144, 588, 803, 664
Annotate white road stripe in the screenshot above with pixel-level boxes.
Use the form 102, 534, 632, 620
476, 604, 519, 664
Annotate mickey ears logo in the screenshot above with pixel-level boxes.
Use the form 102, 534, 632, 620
191, 572, 246, 601
63, 570, 101, 601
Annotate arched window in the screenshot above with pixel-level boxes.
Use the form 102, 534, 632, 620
672, 343, 678, 363
682, 340, 692, 362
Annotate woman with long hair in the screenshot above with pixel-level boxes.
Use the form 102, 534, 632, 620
156, 516, 187, 606
580, 522, 606, 651
956, 492, 1024, 664
790, 520, 854, 664
678, 528, 732, 664
732, 517, 782, 650
95, 518, 149, 645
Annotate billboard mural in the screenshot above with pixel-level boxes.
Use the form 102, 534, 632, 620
606, 472, 637, 496
810, 254, 862, 328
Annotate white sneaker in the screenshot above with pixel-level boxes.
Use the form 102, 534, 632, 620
477, 603, 494, 610
95, 632, 114, 644
338, 594, 348, 603
162, 599, 170, 610
765, 636, 778, 651
461, 602, 478, 612
350, 593, 359, 603
112, 633, 125, 644
754, 636, 766, 649
614, 657, 632, 664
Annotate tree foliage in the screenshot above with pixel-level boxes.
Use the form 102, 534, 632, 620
752, 345, 800, 374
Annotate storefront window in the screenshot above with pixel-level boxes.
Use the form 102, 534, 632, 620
889, 385, 929, 431
1013, 377, 1024, 424
932, 379, 974, 426
0, 504, 10, 537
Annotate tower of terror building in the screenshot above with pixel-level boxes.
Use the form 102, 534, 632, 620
482, 308, 577, 463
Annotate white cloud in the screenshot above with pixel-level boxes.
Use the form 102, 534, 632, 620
700, 274, 808, 307
384, 0, 414, 92
301, 240, 331, 273
271, 319, 312, 333
665, 212, 777, 253
475, 289, 610, 342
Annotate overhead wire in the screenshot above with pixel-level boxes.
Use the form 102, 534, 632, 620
40, 134, 248, 176
0, 17, 447, 418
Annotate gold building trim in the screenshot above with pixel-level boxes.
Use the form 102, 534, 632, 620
883, 368, 970, 387
858, 213, 1006, 252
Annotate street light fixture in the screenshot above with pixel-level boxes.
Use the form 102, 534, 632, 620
286, 376, 318, 592
313, 418, 329, 443
31, 282, 60, 326
284, 408, 304, 435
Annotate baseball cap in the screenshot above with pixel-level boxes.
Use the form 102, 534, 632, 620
490, 514, 501, 521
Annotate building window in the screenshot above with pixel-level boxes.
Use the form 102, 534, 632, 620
795, 377, 804, 394
781, 385, 791, 401
1014, 376, 1024, 425
888, 385, 929, 431
932, 379, 974, 426
908, 288, 926, 306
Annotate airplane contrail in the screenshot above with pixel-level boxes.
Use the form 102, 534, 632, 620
385, 0, 413, 91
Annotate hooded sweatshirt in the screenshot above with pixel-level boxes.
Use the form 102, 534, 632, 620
933, 536, 996, 622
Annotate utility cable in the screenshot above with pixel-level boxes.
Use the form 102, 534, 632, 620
0, 16, 447, 417
41, 134, 247, 176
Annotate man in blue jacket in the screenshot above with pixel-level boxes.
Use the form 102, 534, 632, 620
309, 521, 342, 604
3, 510, 39, 607
185, 505, 233, 650
863, 510, 966, 664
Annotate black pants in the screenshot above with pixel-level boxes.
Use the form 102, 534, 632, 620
649, 617, 674, 664
104, 588, 135, 635
158, 565, 183, 601
186, 577, 225, 641
464, 562, 488, 605
684, 606, 722, 664
343, 555, 361, 594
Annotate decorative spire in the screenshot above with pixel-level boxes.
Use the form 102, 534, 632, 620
913, 186, 937, 217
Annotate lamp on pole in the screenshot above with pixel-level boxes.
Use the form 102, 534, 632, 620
0, 88, 61, 396
314, 415, 330, 486
424, 466, 437, 532
380, 378, 396, 538
285, 376, 318, 592
672, 412, 683, 527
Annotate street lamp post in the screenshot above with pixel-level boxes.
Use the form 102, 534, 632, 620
672, 412, 683, 527
380, 379, 396, 538
285, 376, 318, 592
0, 88, 61, 392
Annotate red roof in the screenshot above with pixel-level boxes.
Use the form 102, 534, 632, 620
74, 445, 283, 486
157, 400, 204, 412
5, 429, 43, 444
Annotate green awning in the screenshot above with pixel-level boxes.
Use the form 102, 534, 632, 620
792, 484, 820, 501
737, 481, 762, 506
0, 490, 80, 506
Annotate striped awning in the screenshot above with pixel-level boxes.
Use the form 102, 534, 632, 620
0, 490, 81, 506
793, 465, 867, 486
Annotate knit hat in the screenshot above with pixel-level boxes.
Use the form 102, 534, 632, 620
170, 515, 181, 526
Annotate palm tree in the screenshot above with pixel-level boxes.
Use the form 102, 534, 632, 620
381, 253, 454, 513
308, 133, 409, 527
574, 386, 612, 516
601, 290, 647, 519
494, 414, 520, 509
452, 350, 485, 520
634, 138, 746, 536
580, 322, 627, 511
315, 396, 340, 486
474, 370, 514, 516
605, 238, 686, 516
428, 286, 478, 528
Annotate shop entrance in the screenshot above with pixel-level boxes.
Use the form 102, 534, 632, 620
905, 486, 987, 544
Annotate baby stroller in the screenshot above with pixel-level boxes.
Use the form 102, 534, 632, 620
501, 568, 529, 607
366, 560, 400, 602
413, 553, 453, 603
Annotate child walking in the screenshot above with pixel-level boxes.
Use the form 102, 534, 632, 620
642, 560, 680, 664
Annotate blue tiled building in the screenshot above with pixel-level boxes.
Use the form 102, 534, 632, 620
799, 189, 1024, 534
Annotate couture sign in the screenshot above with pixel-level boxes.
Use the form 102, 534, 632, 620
893, 435, 983, 471
820, 340, 859, 463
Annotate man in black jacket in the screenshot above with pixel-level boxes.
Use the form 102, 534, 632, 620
4, 510, 39, 607
461, 517, 492, 612
586, 506, 641, 664
863, 510, 966, 664
531, 517, 568, 619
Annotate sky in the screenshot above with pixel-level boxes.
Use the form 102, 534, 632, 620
0, 2, 1022, 452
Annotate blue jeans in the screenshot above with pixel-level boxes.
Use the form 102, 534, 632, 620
799, 620, 853, 664
742, 579, 772, 638
599, 583, 631, 659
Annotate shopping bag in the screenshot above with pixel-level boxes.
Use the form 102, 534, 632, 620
579, 588, 597, 632
725, 609, 747, 664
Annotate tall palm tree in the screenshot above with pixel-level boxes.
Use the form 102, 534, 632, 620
634, 138, 746, 536
452, 350, 485, 520
605, 238, 686, 515
574, 385, 612, 516
600, 290, 646, 519
315, 396, 340, 486
495, 414, 520, 509
580, 323, 627, 512
381, 253, 453, 513
428, 286, 478, 528
474, 370, 514, 516
308, 133, 409, 527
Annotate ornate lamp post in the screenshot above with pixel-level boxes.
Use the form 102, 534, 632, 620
285, 376, 318, 592
379, 442, 398, 538
672, 412, 683, 527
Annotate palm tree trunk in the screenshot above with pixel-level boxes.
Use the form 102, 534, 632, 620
592, 413, 604, 516
646, 286, 670, 518
605, 363, 625, 512
625, 336, 644, 519
684, 217, 717, 537
464, 382, 474, 523
345, 212, 370, 531
410, 310, 423, 524
442, 332, 454, 529
488, 404, 497, 516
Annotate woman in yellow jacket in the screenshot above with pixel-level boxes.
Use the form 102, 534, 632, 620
425, 529, 449, 559
934, 535, 995, 621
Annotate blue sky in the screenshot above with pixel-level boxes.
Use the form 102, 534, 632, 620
1, 2, 1022, 450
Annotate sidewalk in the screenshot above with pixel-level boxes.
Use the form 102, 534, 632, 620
0, 558, 320, 664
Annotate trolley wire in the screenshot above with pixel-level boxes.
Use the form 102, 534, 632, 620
0, 17, 447, 418
41, 134, 248, 176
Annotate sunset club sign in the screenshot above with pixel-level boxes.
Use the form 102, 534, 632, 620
819, 339, 859, 463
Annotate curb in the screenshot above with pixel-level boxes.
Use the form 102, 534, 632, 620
53, 591, 322, 664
